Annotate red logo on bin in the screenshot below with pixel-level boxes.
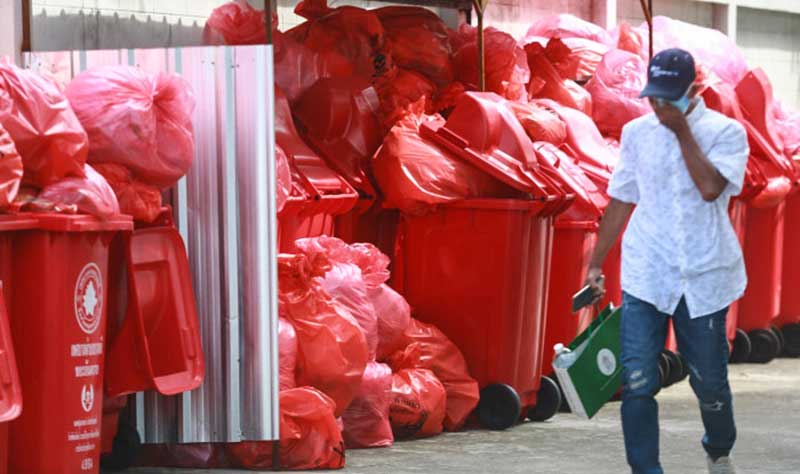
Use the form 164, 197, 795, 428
74, 263, 103, 335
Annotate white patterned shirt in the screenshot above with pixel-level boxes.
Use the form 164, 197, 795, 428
608, 98, 749, 318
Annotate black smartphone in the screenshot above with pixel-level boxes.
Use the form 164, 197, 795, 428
572, 282, 601, 313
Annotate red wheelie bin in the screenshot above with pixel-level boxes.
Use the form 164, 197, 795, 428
776, 188, 800, 356
395, 93, 571, 430
6, 213, 131, 474
275, 87, 359, 252
534, 143, 608, 382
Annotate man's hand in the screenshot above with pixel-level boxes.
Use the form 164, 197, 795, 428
650, 98, 689, 135
584, 266, 606, 304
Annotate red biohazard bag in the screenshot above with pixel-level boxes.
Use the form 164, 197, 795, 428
65, 66, 195, 188
389, 319, 480, 432
0, 61, 88, 188
521, 35, 608, 83
275, 144, 292, 214
375, 68, 436, 132
389, 368, 446, 440
279, 254, 369, 417
451, 25, 530, 101
279, 317, 298, 391
525, 14, 612, 44
35, 164, 120, 219
294, 236, 391, 289
290, 0, 393, 81
526, 40, 592, 116
226, 387, 346, 470
773, 100, 800, 158
585, 49, 650, 139
203, 0, 270, 46
508, 101, 568, 146
93, 163, 162, 223
375, 6, 453, 87
433, 82, 467, 115
370, 284, 412, 362
0, 122, 23, 209
342, 362, 394, 449
373, 102, 514, 215
613, 21, 647, 58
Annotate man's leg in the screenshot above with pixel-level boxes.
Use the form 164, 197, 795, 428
620, 292, 669, 474
672, 298, 736, 460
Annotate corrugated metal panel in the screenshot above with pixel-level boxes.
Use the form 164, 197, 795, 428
23, 45, 281, 443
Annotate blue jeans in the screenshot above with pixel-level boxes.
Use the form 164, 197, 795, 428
620, 292, 736, 474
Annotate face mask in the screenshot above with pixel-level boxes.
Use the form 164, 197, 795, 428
668, 94, 691, 114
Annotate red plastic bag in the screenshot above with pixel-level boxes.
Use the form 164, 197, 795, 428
316, 262, 379, 359
614, 21, 647, 58
294, 236, 390, 289
227, 387, 346, 470
342, 362, 394, 449
375, 68, 436, 131
279, 317, 298, 391
289, 1, 393, 80
375, 6, 453, 87
526, 41, 592, 116
65, 66, 195, 188
93, 163, 162, 223
275, 144, 292, 214
278, 254, 369, 417
451, 25, 530, 101
508, 101, 568, 146
35, 164, 120, 219
373, 103, 513, 215
0, 122, 23, 209
433, 82, 467, 115
648, 16, 748, 86
773, 100, 800, 158
389, 319, 480, 431
389, 368, 446, 440
293, 77, 382, 194
525, 14, 612, 44
0, 61, 88, 187
203, 0, 270, 45
521, 35, 608, 82
370, 284, 412, 362
585, 49, 650, 139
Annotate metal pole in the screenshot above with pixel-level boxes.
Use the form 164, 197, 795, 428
473, 0, 487, 92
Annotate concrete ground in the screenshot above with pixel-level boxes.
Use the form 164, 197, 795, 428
130, 359, 800, 474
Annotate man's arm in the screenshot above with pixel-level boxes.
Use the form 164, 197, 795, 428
584, 199, 635, 300
652, 100, 728, 201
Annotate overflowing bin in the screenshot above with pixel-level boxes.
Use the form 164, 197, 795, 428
0, 218, 24, 474
393, 93, 571, 430
5, 214, 131, 474
275, 87, 359, 252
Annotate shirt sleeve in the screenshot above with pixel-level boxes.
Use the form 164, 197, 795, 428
607, 124, 640, 204
707, 121, 749, 197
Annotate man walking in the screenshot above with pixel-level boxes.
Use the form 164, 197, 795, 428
585, 48, 749, 474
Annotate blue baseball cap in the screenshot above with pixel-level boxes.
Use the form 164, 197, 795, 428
639, 48, 696, 100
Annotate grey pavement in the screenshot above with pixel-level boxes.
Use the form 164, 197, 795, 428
130, 358, 800, 474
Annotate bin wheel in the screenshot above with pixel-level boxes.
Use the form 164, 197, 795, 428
748, 329, 781, 364
678, 353, 690, 381
663, 351, 686, 387
100, 419, 142, 472
729, 329, 752, 363
781, 323, 800, 358
528, 376, 562, 422
658, 352, 671, 388
478, 384, 521, 430
653, 363, 665, 396
771, 325, 786, 355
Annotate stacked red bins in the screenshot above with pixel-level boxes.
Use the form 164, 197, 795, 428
6, 214, 131, 474
534, 143, 608, 393
395, 93, 571, 430
275, 87, 359, 252
776, 189, 800, 356
0, 217, 25, 474
733, 69, 796, 364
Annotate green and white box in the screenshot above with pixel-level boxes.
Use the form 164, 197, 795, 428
553, 305, 623, 419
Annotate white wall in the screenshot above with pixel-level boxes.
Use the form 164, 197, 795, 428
737, 7, 800, 108
617, 0, 714, 27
